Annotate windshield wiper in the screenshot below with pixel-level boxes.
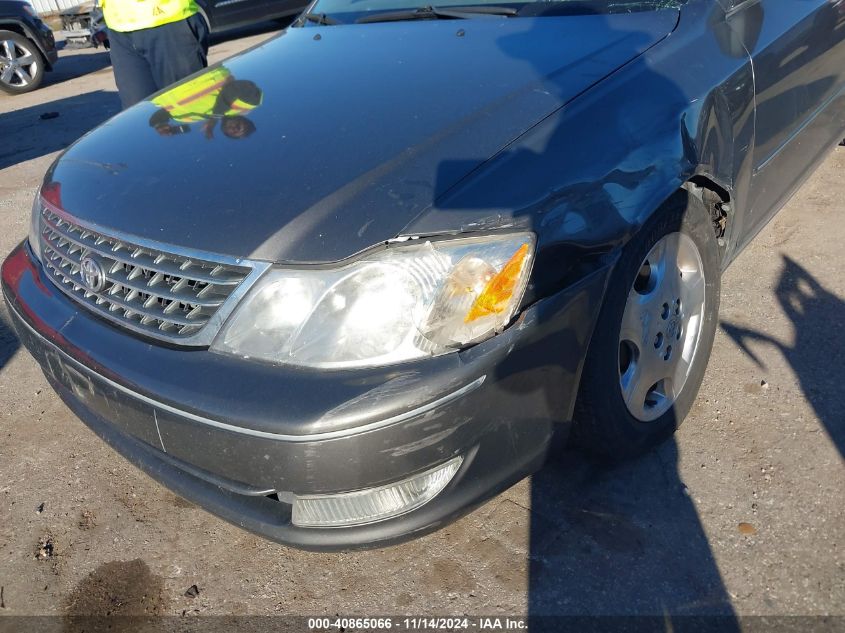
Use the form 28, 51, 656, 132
356, 5, 517, 24
300, 11, 341, 25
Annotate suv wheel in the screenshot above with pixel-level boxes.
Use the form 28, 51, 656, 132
0, 30, 45, 94
571, 190, 721, 460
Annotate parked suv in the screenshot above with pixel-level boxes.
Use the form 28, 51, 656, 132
0, 0, 57, 94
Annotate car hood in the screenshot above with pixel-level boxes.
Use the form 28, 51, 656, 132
46, 11, 678, 263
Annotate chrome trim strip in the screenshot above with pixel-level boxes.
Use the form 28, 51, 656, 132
12, 303, 486, 442
153, 410, 167, 453
724, 0, 761, 20
754, 83, 845, 174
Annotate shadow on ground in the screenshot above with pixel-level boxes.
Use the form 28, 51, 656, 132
722, 256, 845, 459
0, 310, 20, 373
0, 90, 120, 170
528, 446, 737, 626
41, 49, 113, 90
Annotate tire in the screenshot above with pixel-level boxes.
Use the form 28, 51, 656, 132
571, 188, 721, 460
0, 30, 46, 94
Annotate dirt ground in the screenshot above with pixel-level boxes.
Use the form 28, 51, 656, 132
0, 24, 843, 628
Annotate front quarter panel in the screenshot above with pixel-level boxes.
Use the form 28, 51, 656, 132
0, 14, 57, 67
404, 0, 756, 297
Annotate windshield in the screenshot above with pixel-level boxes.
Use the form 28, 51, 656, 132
302, 0, 684, 23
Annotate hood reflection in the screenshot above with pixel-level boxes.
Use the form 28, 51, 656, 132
148, 66, 263, 140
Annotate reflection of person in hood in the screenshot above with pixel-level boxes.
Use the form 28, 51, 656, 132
148, 66, 263, 139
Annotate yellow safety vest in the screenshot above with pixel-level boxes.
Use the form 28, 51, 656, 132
151, 67, 262, 122
102, 0, 198, 33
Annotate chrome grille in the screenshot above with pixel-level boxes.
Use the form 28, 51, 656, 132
38, 206, 255, 343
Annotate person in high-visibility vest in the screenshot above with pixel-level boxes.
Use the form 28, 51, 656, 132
101, 0, 209, 109
147, 66, 263, 139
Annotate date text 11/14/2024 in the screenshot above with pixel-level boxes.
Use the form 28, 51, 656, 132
307, 617, 528, 630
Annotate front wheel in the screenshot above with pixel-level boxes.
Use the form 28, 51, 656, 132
571, 189, 721, 460
0, 30, 46, 94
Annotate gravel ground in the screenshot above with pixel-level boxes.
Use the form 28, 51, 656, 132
0, 25, 843, 629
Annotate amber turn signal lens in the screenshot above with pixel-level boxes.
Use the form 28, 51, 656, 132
465, 243, 530, 323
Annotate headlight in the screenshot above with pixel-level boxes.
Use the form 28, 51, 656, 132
28, 192, 42, 262
213, 232, 535, 369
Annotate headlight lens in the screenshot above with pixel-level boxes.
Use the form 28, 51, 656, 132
213, 233, 535, 368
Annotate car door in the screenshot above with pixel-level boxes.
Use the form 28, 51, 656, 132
720, 0, 845, 248
203, 0, 274, 31
204, 0, 253, 30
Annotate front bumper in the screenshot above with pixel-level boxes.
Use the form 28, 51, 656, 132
2, 240, 609, 550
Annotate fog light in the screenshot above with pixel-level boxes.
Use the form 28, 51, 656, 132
292, 457, 463, 528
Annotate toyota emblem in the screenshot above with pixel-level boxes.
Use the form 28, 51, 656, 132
80, 255, 106, 293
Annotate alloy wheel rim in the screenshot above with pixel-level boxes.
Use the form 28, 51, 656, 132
0, 39, 38, 87
618, 232, 706, 422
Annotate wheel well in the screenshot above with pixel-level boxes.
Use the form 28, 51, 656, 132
195, 6, 212, 33
0, 22, 51, 70
684, 175, 730, 246
0, 22, 27, 38
687, 175, 729, 204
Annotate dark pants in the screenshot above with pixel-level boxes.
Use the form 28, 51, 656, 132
108, 13, 209, 109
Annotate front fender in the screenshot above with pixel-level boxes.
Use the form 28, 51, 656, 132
0, 18, 55, 69
403, 0, 755, 300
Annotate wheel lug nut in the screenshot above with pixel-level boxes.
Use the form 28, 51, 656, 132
661, 303, 670, 319
654, 332, 664, 349
664, 345, 672, 361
